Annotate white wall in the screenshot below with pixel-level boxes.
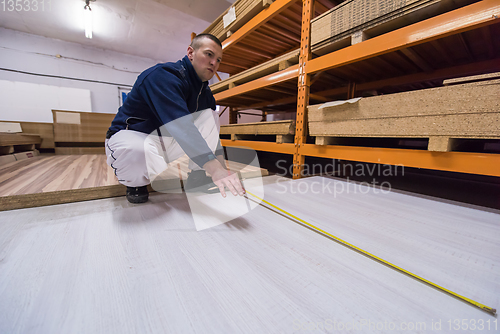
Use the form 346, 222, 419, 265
0, 28, 159, 122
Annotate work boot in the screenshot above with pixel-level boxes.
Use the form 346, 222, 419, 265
126, 186, 149, 203
184, 170, 218, 193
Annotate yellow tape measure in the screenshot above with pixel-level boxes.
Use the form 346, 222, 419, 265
245, 190, 497, 316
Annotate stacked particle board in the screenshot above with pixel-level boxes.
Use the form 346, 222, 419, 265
203, 0, 274, 43
220, 120, 295, 143
0, 133, 41, 154
0, 121, 54, 149
210, 49, 299, 94
52, 110, 115, 155
307, 79, 500, 152
311, 0, 477, 53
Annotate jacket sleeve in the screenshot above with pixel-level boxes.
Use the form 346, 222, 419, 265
140, 68, 217, 168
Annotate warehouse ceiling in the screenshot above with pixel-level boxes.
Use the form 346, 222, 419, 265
0, 0, 237, 62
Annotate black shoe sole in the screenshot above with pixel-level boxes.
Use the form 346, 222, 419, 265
126, 194, 149, 203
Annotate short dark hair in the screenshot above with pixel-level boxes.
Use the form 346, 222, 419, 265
190, 34, 222, 50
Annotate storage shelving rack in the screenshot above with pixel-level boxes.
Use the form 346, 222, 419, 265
213, 0, 500, 179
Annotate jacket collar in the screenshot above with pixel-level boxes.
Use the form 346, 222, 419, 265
181, 55, 205, 92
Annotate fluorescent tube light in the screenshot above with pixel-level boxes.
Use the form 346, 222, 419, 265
84, 3, 92, 39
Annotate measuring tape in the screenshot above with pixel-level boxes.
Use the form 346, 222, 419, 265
245, 190, 497, 316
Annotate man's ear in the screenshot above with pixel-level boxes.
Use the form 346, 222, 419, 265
187, 46, 194, 61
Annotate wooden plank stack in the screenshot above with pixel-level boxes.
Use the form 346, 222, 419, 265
203, 0, 274, 43
0, 133, 41, 154
311, 0, 476, 53
52, 110, 115, 155
220, 120, 295, 143
308, 78, 500, 152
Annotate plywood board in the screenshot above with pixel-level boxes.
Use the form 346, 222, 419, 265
0, 121, 56, 149
52, 110, 115, 143
0, 176, 498, 333
220, 120, 295, 135
308, 79, 500, 139
443, 71, 500, 86
17, 121, 55, 149
0, 133, 41, 146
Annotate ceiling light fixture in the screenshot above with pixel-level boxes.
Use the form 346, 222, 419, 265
84, 0, 94, 39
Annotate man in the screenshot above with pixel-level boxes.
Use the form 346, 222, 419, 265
105, 34, 245, 203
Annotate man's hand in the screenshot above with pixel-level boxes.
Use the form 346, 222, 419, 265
203, 159, 245, 197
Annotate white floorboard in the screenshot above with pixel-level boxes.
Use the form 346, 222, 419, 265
0, 176, 499, 333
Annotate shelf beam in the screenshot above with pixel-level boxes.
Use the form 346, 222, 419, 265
220, 139, 295, 155
299, 144, 500, 178
214, 65, 299, 101
222, 0, 299, 51
305, 0, 500, 74
219, 139, 500, 177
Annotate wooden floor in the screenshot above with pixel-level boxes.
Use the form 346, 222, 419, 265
0, 176, 498, 333
0, 154, 268, 211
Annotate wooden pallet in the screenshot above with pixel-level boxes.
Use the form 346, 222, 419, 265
311, 0, 477, 55
308, 78, 500, 152
220, 120, 295, 143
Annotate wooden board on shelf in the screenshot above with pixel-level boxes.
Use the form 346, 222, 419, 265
203, 0, 274, 43
0, 121, 54, 149
220, 120, 295, 135
311, 0, 477, 55
17, 121, 55, 149
0, 133, 41, 147
308, 79, 500, 152
0, 121, 55, 149
210, 49, 300, 95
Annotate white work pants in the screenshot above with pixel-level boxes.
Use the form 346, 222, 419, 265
105, 108, 220, 187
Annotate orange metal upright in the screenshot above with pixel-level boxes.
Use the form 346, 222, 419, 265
293, 0, 314, 179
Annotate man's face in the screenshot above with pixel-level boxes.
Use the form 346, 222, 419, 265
187, 38, 223, 82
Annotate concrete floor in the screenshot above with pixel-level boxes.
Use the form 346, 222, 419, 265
0, 176, 499, 333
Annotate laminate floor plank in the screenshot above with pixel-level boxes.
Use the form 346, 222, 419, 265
0, 176, 498, 333
0, 155, 267, 211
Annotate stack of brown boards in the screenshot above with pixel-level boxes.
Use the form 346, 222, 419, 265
220, 120, 295, 143
311, 0, 477, 55
52, 110, 115, 155
203, 0, 274, 43
307, 78, 500, 152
